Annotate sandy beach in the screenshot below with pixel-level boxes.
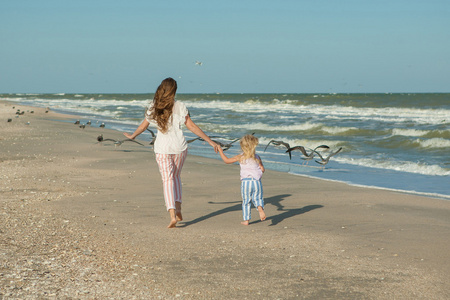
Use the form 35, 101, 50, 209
1, 100, 449, 299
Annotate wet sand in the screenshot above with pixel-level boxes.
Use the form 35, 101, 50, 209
1, 101, 449, 299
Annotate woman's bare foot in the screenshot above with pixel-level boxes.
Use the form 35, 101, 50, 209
258, 206, 266, 221
167, 219, 177, 228
241, 220, 249, 226
175, 202, 183, 221
168, 209, 177, 228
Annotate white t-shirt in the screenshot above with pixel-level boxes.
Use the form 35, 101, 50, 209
145, 101, 189, 154
240, 155, 263, 180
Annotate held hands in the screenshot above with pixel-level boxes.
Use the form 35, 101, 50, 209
217, 145, 224, 154
210, 141, 220, 153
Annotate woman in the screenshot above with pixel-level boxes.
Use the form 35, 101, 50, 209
124, 78, 218, 228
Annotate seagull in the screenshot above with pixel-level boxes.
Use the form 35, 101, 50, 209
188, 136, 235, 151
215, 138, 240, 151
212, 140, 234, 151
264, 140, 292, 158
99, 123, 105, 128
7, 118, 12, 122
97, 134, 103, 142
315, 147, 343, 169
187, 135, 221, 144
286, 145, 330, 164
99, 138, 144, 147
195, 61, 203, 66
187, 137, 202, 144
86, 120, 91, 125
146, 128, 156, 145
79, 124, 86, 129
74, 120, 80, 125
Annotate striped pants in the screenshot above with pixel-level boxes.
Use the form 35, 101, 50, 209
241, 178, 264, 221
155, 149, 188, 211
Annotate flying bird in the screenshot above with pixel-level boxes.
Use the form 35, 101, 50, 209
187, 136, 234, 151
195, 61, 203, 66
214, 138, 240, 151
187, 135, 221, 144
315, 147, 343, 169
286, 145, 330, 164
98, 138, 145, 148
264, 140, 292, 158
146, 128, 156, 145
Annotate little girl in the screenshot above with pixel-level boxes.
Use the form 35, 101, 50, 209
217, 134, 266, 225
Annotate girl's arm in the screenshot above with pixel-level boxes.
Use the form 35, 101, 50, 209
258, 158, 265, 173
256, 154, 265, 173
185, 114, 219, 152
123, 119, 150, 139
218, 147, 241, 164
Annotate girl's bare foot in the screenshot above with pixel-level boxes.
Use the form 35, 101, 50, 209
176, 211, 183, 221
241, 220, 249, 226
258, 206, 266, 221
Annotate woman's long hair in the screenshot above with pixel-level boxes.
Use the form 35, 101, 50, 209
240, 135, 259, 163
146, 78, 177, 133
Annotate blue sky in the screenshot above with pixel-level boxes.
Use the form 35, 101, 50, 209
1, 0, 449, 93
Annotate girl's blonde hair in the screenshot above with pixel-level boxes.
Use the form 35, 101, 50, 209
146, 77, 177, 133
240, 134, 259, 163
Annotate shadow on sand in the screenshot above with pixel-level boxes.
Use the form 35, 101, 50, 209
180, 194, 323, 227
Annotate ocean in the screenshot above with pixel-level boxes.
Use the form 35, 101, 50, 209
2, 93, 449, 200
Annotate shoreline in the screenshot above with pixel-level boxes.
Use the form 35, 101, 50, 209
289, 172, 450, 201
5, 99, 450, 201
1, 100, 450, 299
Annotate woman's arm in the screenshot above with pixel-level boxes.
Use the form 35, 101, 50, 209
185, 114, 219, 152
123, 119, 150, 139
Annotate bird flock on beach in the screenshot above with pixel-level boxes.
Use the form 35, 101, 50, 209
88, 119, 343, 169
5, 106, 46, 125
5, 106, 343, 169
263, 140, 343, 169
